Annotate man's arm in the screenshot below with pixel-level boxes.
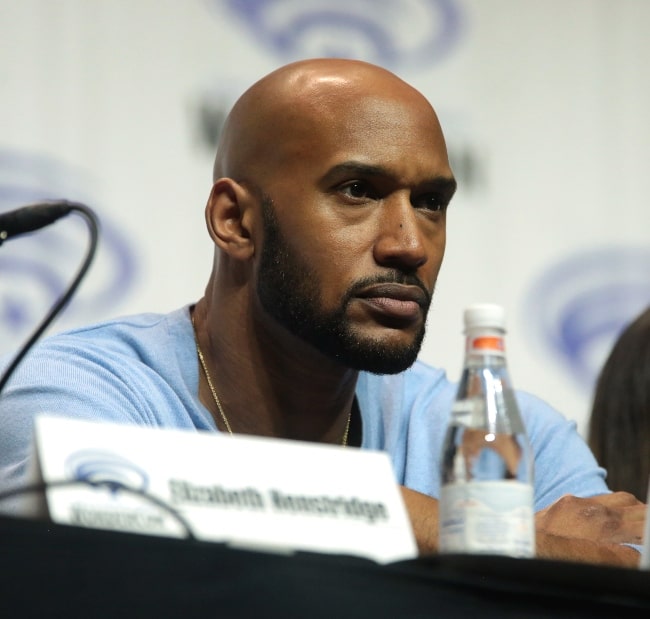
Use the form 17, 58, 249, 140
400, 486, 646, 567
534, 491, 646, 566
400, 486, 440, 554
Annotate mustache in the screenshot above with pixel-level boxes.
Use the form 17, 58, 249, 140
345, 272, 432, 308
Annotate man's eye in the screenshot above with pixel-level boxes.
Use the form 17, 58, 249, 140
415, 194, 446, 212
340, 181, 374, 199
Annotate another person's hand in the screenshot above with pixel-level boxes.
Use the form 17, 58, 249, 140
535, 492, 646, 567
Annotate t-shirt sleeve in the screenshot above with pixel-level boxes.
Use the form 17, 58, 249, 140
517, 390, 609, 510
359, 363, 610, 512
0, 341, 169, 493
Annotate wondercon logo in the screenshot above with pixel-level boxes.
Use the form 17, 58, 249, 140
65, 450, 149, 494
525, 246, 650, 389
0, 149, 137, 356
215, 0, 464, 69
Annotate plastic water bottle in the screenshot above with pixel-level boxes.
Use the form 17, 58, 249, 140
439, 303, 535, 557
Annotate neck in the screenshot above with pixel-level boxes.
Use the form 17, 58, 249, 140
191, 297, 359, 444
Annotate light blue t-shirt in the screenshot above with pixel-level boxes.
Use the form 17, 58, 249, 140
0, 305, 608, 508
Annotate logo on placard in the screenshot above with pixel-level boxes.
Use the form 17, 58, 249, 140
525, 246, 650, 389
214, 0, 464, 69
0, 149, 137, 356
65, 450, 149, 493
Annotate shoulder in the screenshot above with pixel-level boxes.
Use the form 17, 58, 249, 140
6, 306, 193, 369
46, 306, 191, 352
514, 390, 582, 443
0, 305, 195, 413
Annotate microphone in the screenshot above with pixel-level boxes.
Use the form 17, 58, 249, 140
0, 201, 76, 246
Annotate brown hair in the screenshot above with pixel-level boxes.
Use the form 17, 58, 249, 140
587, 306, 650, 501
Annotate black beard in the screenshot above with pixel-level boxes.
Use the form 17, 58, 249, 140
256, 196, 430, 374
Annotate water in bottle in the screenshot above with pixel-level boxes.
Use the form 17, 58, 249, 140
439, 303, 535, 557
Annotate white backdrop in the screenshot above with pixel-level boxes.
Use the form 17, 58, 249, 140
1, 0, 649, 434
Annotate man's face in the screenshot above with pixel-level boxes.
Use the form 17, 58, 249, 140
258, 197, 431, 374
254, 92, 456, 374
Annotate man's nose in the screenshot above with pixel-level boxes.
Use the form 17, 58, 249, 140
373, 195, 428, 271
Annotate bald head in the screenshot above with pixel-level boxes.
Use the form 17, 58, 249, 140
203, 58, 455, 375
212, 58, 449, 185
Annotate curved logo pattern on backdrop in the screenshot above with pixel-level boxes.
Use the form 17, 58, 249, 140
0, 149, 137, 356
216, 0, 464, 69
65, 450, 149, 494
525, 247, 650, 390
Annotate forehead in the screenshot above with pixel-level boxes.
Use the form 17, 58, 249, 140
279, 92, 451, 183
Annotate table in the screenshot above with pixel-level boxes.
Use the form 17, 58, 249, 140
1, 514, 648, 618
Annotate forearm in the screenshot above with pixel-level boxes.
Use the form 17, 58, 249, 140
400, 486, 646, 568
535, 531, 641, 567
534, 492, 646, 568
400, 486, 439, 554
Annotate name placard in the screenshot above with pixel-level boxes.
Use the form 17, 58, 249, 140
29, 415, 417, 564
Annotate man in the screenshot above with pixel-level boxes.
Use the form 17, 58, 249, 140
0, 58, 645, 565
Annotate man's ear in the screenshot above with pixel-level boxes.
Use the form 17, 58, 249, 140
205, 178, 255, 260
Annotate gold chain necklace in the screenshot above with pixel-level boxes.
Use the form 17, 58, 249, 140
191, 313, 352, 446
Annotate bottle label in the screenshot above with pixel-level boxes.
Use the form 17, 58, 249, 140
467, 335, 505, 356
439, 481, 535, 558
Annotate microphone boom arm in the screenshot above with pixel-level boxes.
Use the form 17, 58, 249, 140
0, 201, 100, 396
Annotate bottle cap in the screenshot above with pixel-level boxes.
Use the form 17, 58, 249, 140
464, 303, 506, 331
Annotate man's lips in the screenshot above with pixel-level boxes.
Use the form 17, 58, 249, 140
355, 284, 428, 321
